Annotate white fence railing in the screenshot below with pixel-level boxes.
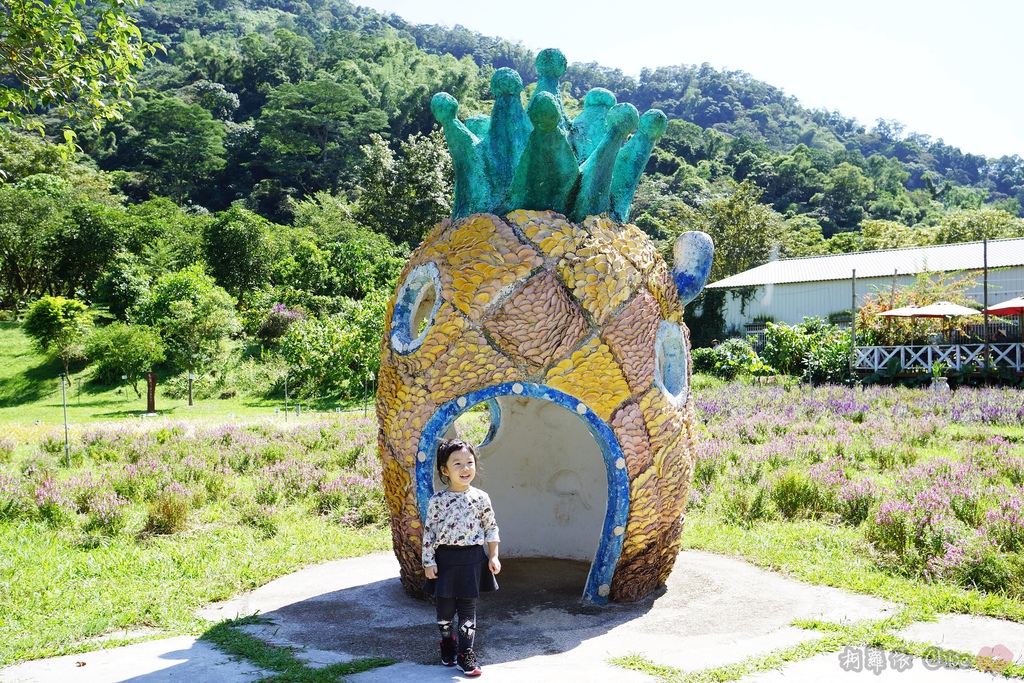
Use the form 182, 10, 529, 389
854, 343, 1024, 373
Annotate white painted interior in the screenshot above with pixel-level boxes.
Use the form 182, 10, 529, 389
442, 395, 607, 561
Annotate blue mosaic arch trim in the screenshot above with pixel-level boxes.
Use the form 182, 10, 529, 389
390, 262, 442, 355
415, 382, 630, 604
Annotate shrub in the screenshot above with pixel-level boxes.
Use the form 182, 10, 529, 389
983, 497, 1024, 552
806, 328, 852, 385
238, 500, 277, 539
691, 347, 717, 375
838, 479, 878, 526
33, 477, 75, 527
257, 459, 326, 503
771, 468, 821, 520
0, 436, 15, 463
0, 473, 28, 520
39, 432, 65, 456
761, 322, 808, 376
925, 535, 1017, 593
257, 304, 304, 343
721, 484, 771, 528
144, 483, 192, 534
83, 491, 129, 534
694, 339, 767, 381
85, 323, 165, 395
279, 290, 388, 398
22, 296, 91, 375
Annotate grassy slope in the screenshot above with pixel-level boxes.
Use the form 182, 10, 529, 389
0, 322, 365, 428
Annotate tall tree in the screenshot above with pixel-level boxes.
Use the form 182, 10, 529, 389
256, 72, 388, 194
355, 132, 452, 246
935, 209, 1024, 244
130, 96, 227, 204
204, 205, 275, 303
692, 182, 786, 283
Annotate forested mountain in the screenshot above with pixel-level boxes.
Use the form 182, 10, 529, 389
2, 0, 1024, 374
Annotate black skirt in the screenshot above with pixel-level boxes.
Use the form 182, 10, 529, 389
423, 545, 499, 598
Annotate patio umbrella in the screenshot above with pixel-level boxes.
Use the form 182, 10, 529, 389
907, 301, 982, 318
876, 305, 921, 317
984, 296, 1024, 342
985, 296, 1024, 316
906, 301, 982, 344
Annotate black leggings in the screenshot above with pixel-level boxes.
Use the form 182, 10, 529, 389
436, 596, 477, 652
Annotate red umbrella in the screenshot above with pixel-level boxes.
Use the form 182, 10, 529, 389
985, 296, 1024, 316
985, 296, 1024, 342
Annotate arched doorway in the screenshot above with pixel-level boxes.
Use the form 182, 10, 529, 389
416, 383, 629, 603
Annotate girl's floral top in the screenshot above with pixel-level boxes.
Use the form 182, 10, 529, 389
421, 486, 500, 568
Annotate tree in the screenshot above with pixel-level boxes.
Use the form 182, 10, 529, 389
204, 205, 274, 303
355, 132, 453, 246
93, 251, 150, 321
130, 96, 227, 204
256, 71, 388, 194
778, 215, 827, 257
290, 192, 406, 298
0, 0, 158, 130
133, 265, 238, 377
22, 296, 91, 375
696, 182, 786, 282
85, 323, 165, 396
0, 181, 61, 306
279, 290, 388, 397
860, 219, 935, 251
812, 162, 874, 234
935, 209, 1024, 245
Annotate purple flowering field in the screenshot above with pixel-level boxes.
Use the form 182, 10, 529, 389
0, 416, 386, 539
692, 382, 1024, 597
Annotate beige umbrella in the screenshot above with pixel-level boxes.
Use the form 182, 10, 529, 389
876, 305, 921, 317
906, 301, 982, 344
908, 301, 982, 318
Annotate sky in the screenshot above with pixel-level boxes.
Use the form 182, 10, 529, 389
355, 0, 1023, 159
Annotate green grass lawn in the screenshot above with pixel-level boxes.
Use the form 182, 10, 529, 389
0, 321, 370, 428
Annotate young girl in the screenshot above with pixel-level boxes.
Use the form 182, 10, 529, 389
422, 438, 501, 677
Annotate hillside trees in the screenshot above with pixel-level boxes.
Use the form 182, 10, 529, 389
116, 95, 228, 205
355, 132, 453, 246
256, 72, 389, 195
204, 206, 275, 303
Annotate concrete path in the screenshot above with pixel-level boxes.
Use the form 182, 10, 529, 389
3, 551, 1023, 682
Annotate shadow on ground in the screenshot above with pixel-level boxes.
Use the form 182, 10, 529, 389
215, 558, 659, 667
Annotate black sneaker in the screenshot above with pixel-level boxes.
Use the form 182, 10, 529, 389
457, 649, 482, 677
440, 636, 456, 667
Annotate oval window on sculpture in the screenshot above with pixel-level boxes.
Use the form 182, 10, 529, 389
390, 263, 442, 354
654, 321, 689, 405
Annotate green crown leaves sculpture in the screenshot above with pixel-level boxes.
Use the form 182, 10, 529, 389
432, 48, 668, 223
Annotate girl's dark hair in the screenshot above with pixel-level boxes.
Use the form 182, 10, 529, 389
435, 438, 477, 485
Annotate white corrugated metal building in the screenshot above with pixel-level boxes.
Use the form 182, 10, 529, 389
705, 238, 1024, 333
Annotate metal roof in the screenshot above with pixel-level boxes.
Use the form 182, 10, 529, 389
706, 237, 1024, 289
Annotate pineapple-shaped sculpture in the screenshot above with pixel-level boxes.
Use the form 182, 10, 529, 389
377, 49, 714, 603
